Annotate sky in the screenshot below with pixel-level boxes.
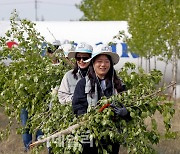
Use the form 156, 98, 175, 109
0, 0, 83, 21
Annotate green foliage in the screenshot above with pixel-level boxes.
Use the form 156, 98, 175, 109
0, 11, 176, 154
127, 0, 180, 59
31, 63, 175, 154
76, 0, 130, 21
77, 0, 179, 59
0, 11, 71, 139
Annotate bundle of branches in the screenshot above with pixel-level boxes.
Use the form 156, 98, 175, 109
29, 63, 176, 154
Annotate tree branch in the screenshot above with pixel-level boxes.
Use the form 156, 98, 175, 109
29, 121, 85, 148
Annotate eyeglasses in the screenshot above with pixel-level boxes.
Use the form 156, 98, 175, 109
75, 57, 90, 61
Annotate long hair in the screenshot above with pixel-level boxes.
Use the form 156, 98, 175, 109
72, 63, 79, 80
88, 54, 124, 97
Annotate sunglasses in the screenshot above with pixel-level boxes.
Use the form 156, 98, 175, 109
75, 57, 90, 61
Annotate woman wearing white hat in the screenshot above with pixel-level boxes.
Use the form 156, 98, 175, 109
72, 44, 130, 154
58, 42, 93, 104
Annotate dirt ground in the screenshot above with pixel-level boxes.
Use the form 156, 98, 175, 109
0, 99, 180, 154
149, 99, 180, 154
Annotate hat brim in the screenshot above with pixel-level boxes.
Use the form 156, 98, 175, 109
84, 52, 119, 65
68, 50, 92, 59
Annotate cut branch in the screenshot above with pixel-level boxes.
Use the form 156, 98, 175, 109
139, 81, 176, 100
30, 121, 85, 148
128, 81, 176, 107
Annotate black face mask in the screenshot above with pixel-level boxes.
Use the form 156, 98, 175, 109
79, 67, 89, 77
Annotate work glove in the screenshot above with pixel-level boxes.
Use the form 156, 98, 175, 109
110, 103, 128, 117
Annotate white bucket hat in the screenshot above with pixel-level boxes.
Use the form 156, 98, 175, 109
68, 42, 93, 59
85, 44, 119, 65
61, 43, 76, 57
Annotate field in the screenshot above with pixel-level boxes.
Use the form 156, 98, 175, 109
146, 99, 180, 154
0, 99, 180, 154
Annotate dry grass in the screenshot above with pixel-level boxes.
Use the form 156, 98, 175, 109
153, 99, 180, 154
0, 108, 24, 154
0, 99, 180, 154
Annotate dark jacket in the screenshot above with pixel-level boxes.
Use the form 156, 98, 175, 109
72, 77, 126, 116
72, 77, 129, 154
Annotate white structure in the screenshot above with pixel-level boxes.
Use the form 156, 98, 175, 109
0, 21, 179, 97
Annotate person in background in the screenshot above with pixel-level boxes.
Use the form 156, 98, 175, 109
61, 39, 72, 58
72, 44, 130, 154
58, 42, 93, 104
20, 40, 61, 153
46, 40, 61, 64
20, 109, 44, 152
48, 42, 76, 109
46, 40, 61, 154
60, 41, 76, 66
